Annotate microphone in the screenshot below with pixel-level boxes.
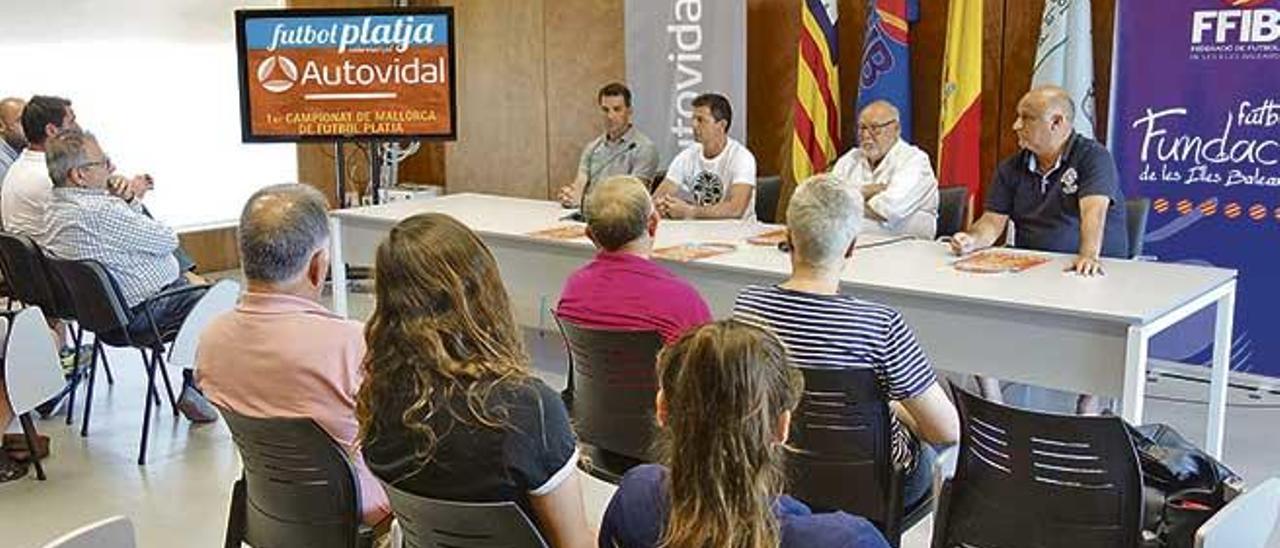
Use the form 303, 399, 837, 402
574, 142, 639, 220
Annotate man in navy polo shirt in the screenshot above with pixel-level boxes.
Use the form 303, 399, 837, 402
950, 85, 1127, 276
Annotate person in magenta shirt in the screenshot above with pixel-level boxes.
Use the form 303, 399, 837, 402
556, 175, 712, 345
196, 184, 391, 534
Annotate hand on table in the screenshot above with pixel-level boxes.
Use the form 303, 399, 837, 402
557, 185, 576, 208
656, 195, 695, 219
1067, 254, 1105, 277
948, 232, 979, 256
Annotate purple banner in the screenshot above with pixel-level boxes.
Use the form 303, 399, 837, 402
1110, 0, 1280, 377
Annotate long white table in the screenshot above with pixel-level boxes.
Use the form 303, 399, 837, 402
330, 193, 1239, 457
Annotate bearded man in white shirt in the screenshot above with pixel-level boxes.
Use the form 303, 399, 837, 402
829, 100, 939, 239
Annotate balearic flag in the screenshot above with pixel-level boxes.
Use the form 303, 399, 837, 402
1032, 0, 1096, 138
938, 0, 982, 208
791, 0, 840, 186
856, 0, 919, 140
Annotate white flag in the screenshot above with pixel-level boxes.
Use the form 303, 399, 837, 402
1032, 0, 1096, 139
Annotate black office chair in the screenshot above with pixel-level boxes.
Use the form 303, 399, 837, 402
554, 314, 663, 483
932, 385, 1144, 548
1127, 198, 1151, 259
46, 257, 208, 463
221, 408, 374, 548
787, 366, 932, 547
383, 482, 549, 548
756, 175, 783, 223
936, 187, 970, 239
0, 232, 105, 424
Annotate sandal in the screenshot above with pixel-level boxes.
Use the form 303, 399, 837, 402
2, 433, 50, 462
0, 454, 28, 483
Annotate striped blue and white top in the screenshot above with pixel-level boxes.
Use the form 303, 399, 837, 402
733, 285, 938, 469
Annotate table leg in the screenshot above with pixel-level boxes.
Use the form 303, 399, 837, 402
329, 216, 348, 318
1121, 325, 1149, 425
1207, 284, 1236, 459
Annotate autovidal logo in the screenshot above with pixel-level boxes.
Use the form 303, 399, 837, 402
253, 16, 447, 95
257, 55, 299, 93
1192, 0, 1279, 44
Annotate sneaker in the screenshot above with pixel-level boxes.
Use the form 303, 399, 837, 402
176, 385, 220, 424
58, 345, 94, 377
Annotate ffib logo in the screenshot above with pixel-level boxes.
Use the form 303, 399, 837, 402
1192, 1, 1280, 44
257, 55, 299, 94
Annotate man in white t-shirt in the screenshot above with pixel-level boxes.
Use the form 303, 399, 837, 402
829, 100, 939, 239
653, 93, 757, 221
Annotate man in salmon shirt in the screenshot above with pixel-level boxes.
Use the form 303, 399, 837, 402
196, 184, 391, 536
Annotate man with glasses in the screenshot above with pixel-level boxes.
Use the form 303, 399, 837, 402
41, 129, 218, 423
830, 100, 939, 239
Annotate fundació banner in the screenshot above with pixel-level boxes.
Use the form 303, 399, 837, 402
235, 8, 457, 142
1110, 0, 1280, 377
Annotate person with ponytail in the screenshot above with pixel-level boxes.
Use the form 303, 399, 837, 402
598, 320, 889, 548
356, 213, 594, 548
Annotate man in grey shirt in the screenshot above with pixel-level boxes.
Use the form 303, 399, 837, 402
558, 82, 659, 209
0, 97, 26, 183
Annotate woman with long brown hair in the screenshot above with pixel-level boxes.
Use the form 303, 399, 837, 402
599, 320, 889, 548
356, 213, 593, 548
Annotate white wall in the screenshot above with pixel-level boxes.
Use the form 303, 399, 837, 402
0, 0, 297, 229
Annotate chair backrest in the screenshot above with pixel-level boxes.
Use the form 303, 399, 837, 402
3, 307, 66, 416
44, 257, 132, 336
936, 187, 969, 239
383, 482, 549, 548
40, 516, 136, 548
1195, 477, 1280, 548
933, 385, 1144, 548
0, 231, 57, 310
756, 175, 783, 223
220, 407, 366, 548
167, 279, 241, 368
1126, 198, 1150, 259
555, 315, 662, 461
787, 366, 899, 531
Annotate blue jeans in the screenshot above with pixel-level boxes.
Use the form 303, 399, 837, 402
903, 442, 939, 510
123, 278, 206, 346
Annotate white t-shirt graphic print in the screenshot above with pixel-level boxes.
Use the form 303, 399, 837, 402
665, 137, 758, 221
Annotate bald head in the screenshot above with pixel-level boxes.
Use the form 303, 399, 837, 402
584, 175, 656, 251
1025, 85, 1075, 125
0, 97, 27, 149
238, 183, 331, 284
1014, 85, 1076, 157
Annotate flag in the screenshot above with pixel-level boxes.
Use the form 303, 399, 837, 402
856, 0, 919, 140
791, 0, 840, 186
938, 0, 982, 206
1032, 0, 1097, 138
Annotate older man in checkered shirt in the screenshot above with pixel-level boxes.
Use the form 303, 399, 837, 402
40, 129, 218, 423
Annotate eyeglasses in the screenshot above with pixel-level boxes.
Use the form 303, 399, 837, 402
78, 156, 112, 171
857, 120, 898, 136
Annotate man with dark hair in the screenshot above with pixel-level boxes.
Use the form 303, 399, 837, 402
557, 82, 659, 209
653, 92, 757, 220
557, 175, 711, 344
2, 95, 78, 235
0, 97, 26, 182
197, 183, 391, 533
42, 129, 217, 422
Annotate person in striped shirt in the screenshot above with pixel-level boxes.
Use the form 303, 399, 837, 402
733, 173, 959, 509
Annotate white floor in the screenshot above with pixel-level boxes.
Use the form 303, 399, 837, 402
2, 289, 1278, 547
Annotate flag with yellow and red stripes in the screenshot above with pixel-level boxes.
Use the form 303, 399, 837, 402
791, 0, 840, 186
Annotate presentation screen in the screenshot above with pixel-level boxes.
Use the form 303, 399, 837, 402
235, 7, 456, 142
